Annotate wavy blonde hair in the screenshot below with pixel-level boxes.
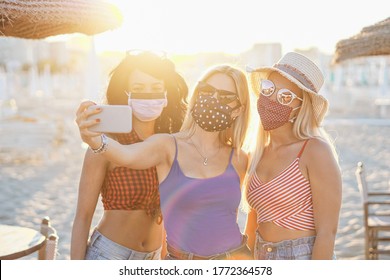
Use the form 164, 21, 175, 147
242, 88, 338, 212
180, 65, 251, 150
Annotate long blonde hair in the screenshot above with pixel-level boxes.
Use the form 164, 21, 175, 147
180, 65, 251, 150
242, 89, 338, 212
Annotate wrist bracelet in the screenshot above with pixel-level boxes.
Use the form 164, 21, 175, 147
90, 134, 108, 154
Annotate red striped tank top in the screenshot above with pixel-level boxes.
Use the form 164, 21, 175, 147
247, 139, 315, 231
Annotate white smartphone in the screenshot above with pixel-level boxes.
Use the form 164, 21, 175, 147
87, 105, 132, 133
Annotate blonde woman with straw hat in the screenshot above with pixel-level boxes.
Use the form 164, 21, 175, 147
244, 52, 342, 260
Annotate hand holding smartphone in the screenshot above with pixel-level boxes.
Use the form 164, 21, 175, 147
87, 105, 132, 133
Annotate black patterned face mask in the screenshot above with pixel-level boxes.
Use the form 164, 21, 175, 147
191, 95, 240, 132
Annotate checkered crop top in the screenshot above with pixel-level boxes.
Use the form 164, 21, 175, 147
101, 130, 161, 219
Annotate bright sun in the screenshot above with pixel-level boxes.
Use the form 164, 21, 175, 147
93, 0, 390, 56
94, 0, 253, 55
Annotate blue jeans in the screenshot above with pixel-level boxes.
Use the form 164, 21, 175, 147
254, 231, 336, 260
85, 229, 161, 260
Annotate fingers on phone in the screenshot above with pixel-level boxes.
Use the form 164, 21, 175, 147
80, 105, 102, 124
76, 100, 95, 115
87, 105, 103, 117
80, 118, 100, 129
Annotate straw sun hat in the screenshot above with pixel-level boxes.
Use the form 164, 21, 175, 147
248, 52, 329, 125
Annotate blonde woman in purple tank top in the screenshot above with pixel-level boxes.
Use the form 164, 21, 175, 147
75, 65, 253, 260
244, 52, 342, 260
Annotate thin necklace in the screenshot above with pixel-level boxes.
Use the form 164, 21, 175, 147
189, 137, 220, 166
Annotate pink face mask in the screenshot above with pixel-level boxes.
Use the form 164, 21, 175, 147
126, 91, 167, 122
257, 94, 299, 131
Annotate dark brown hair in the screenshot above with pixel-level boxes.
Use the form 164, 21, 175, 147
105, 51, 188, 133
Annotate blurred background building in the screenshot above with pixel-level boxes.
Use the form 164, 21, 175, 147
0, 36, 389, 120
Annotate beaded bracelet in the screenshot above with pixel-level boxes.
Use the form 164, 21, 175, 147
90, 134, 108, 154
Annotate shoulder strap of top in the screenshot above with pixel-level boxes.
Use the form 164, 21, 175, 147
172, 135, 178, 161
297, 139, 310, 158
229, 148, 234, 163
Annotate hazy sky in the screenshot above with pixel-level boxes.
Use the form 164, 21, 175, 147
94, 0, 389, 55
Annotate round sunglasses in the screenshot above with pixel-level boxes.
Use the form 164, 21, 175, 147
260, 79, 303, 106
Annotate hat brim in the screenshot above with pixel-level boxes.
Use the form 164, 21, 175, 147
249, 67, 329, 125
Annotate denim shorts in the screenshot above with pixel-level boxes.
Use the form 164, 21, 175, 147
85, 229, 161, 260
165, 235, 253, 260
255, 231, 330, 260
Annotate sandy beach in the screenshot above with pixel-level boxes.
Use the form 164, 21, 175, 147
1, 96, 390, 260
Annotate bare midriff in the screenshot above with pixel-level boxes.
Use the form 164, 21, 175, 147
96, 210, 162, 252
257, 222, 316, 243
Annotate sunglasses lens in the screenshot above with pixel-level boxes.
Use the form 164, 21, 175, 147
261, 80, 275, 96
219, 93, 238, 104
277, 89, 294, 105
198, 82, 238, 104
198, 83, 214, 96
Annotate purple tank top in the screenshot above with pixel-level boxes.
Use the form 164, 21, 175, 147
159, 136, 242, 256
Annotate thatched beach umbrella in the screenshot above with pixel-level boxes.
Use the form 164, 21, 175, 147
0, 0, 122, 39
333, 17, 390, 64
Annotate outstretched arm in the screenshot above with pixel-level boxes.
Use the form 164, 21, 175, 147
75, 101, 168, 170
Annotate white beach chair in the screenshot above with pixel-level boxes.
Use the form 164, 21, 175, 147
355, 162, 390, 259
